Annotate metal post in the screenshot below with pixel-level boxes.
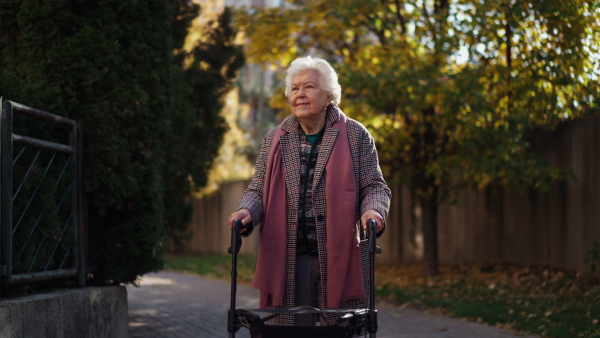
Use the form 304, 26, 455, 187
76, 122, 85, 286
70, 121, 84, 287
0, 96, 3, 297
1, 99, 14, 293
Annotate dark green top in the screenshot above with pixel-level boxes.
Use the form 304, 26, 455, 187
305, 126, 325, 144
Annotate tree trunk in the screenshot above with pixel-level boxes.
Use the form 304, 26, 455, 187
419, 105, 440, 278
421, 192, 439, 277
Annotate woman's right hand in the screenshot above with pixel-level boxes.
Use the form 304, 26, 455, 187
228, 208, 252, 234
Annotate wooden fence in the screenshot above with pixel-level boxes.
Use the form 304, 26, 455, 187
182, 115, 600, 271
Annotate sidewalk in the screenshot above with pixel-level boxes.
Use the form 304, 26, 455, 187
128, 271, 535, 338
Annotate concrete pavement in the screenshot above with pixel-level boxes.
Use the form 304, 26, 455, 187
128, 271, 534, 338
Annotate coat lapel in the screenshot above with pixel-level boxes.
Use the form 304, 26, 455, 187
313, 127, 337, 189
313, 106, 341, 189
279, 116, 302, 217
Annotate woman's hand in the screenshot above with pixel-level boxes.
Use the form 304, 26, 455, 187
228, 208, 252, 234
361, 209, 384, 233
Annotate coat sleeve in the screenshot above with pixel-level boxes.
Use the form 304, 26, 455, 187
237, 128, 277, 234
357, 126, 392, 226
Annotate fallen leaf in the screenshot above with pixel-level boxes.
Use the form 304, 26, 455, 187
503, 323, 515, 330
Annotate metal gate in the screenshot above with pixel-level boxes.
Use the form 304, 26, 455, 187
1, 98, 85, 296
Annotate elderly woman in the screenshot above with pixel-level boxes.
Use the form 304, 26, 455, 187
228, 56, 391, 327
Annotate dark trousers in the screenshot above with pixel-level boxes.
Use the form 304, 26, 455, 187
294, 254, 323, 326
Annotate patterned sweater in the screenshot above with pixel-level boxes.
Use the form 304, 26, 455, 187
297, 127, 325, 256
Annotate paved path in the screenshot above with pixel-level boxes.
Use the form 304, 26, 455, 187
128, 271, 534, 338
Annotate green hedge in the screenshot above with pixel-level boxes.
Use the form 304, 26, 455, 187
0, 0, 243, 285
165, 6, 244, 250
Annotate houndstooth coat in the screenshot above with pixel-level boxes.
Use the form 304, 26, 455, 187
238, 105, 391, 326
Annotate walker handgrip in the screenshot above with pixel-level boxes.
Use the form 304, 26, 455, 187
367, 219, 377, 254
228, 219, 242, 254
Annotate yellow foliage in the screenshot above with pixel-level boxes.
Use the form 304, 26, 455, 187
478, 173, 493, 189
196, 87, 254, 197
230, 0, 600, 192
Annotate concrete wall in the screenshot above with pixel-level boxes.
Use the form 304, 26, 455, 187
182, 115, 600, 271
0, 286, 128, 338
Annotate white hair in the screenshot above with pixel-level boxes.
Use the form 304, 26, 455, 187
284, 56, 342, 106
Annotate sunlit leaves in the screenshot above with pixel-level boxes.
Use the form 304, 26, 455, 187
233, 0, 600, 200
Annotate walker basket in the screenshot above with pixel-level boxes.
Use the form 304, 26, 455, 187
233, 307, 373, 338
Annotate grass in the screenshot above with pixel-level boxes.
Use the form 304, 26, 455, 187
376, 263, 600, 337
163, 255, 600, 337
163, 253, 255, 285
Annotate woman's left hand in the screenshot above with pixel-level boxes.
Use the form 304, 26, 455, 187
360, 209, 385, 233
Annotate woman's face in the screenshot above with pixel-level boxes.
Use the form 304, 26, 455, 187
289, 70, 332, 124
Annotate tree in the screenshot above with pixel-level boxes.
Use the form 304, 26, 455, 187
234, 0, 600, 277
165, 4, 245, 250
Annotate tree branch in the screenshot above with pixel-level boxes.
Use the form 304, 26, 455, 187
362, 13, 387, 46
393, 0, 407, 35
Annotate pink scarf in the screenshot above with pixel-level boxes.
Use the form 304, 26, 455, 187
252, 109, 364, 309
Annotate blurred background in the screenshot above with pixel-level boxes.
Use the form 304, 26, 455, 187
181, 0, 600, 279
1, 0, 598, 285
2, 0, 599, 336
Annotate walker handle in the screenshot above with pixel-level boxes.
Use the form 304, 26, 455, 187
367, 219, 378, 337
228, 219, 243, 337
